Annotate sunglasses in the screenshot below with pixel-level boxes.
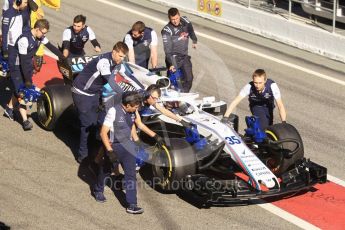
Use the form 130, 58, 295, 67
150, 95, 159, 100
39, 29, 48, 35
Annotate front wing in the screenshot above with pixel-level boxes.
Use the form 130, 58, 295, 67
184, 158, 327, 204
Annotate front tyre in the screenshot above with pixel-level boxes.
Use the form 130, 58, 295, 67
152, 138, 197, 192
265, 123, 304, 175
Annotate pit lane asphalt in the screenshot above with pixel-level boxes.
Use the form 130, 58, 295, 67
0, 0, 344, 229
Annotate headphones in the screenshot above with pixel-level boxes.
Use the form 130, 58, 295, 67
15, 0, 22, 6
138, 89, 150, 100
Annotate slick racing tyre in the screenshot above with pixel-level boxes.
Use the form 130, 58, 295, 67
152, 138, 197, 192
37, 84, 73, 131
265, 123, 304, 176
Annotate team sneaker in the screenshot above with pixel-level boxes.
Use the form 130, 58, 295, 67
126, 204, 144, 214
93, 191, 107, 203
3, 106, 14, 121
22, 120, 33, 131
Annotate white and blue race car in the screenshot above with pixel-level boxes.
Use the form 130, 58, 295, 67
37, 56, 327, 205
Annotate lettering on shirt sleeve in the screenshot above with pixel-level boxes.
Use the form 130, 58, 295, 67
162, 26, 172, 35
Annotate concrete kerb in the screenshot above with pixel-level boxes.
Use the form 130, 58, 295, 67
147, 0, 345, 63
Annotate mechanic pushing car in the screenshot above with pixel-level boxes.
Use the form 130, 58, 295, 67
62, 14, 101, 58
161, 7, 197, 93
71, 41, 128, 163
102, 83, 193, 137
222, 68, 287, 130
124, 21, 158, 69
4, 19, 63, 130
91, 85, 188, 174
97, 91, 144, 214
91, 85, 168, 176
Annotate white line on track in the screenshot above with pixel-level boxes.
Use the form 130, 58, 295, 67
258, 203, 320, 230
96, 0, 345, 87
327, 174, 345, 187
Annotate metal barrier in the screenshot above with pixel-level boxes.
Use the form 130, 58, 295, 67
295, 0, 339, 33
230, 0, 344, 34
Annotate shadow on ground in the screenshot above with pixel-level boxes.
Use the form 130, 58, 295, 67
0, 221, 11, 230
43, 77, 64, 86
0, 78, 13, 109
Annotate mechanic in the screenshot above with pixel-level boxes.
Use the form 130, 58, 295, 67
139, 84, 193, 129
101, 83, 192, 142
222, 69, 286, 130
2, 0, 31, 120
1, 0, 35, 57
62, 14, 101, 58
4, 19, 63, 130
96, 91, 144, 214
29, 0, 61, 72
100, 63, 144, 114
123, 21, 158, 69
2, 0, 44, 72
71, 41, 128, 163
28, 0, 43, 72
92, 84, 194, 176
91, 84, 174, 177
161, 7, 197, 93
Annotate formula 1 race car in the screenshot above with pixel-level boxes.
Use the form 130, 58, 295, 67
141, 97, 327, 203
36, 57, 327, 204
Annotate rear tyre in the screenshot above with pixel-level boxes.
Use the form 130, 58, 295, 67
265, 123, 304, 175
152, 138, 197, 192
37, 84, 73, 131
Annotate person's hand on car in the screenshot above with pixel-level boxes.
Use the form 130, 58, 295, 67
221, 116, 234, 128
153, 134, 165, 148
180, 119, 193, 129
